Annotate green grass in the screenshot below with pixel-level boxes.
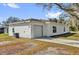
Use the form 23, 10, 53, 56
0, 34, 17, 42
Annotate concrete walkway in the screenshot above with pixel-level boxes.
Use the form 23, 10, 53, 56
35, 38, 79, 48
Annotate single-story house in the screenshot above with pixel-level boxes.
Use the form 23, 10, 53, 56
8, 19, 69, 38
0, 25, 8, 34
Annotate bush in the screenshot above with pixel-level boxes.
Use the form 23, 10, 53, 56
69, 26, 77, 31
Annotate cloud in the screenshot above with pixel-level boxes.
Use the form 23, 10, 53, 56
3, 3, 20, 8
46, 12, 62, 18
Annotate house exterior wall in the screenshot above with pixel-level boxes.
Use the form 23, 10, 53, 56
9, 23, 32, 38
30, 21, 44, 38
4, 27, 8, 34
30, 21, 69, 38
8, 21, 69, 38
46, 22, 69, 36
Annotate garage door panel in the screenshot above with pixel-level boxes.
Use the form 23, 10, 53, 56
33, 25, 43, 38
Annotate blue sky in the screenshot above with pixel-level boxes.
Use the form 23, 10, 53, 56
0, 3, 62, 23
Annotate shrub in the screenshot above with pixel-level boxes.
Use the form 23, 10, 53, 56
69, 26, 77, 31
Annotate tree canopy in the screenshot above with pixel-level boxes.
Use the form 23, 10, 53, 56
2, 16, 20, 25
36, 3, 79, 31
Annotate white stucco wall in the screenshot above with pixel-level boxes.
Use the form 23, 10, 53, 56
4, 27, 8, 34
9, 26, 13, 36
45, 22, 69, 36
8, 21, 70, 38
30, 21, 49, 37
9, 24, 32, 38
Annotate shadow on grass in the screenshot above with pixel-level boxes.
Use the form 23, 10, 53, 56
50, 33, 76, 38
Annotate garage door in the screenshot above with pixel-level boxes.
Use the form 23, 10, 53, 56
33, 25, 43, 38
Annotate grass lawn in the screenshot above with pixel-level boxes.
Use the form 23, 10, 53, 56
0, 34, 79, 55
0, 34, 17, 42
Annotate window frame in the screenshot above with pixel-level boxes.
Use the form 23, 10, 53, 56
12, 28, 15, 33
52, 26, 56, 33
64, 27, 65, 32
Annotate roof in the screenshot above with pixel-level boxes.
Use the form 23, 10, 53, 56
0, 25, 7, 28
8, 18, 65, 25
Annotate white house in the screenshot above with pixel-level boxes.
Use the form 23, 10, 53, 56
8, 19, 69, 38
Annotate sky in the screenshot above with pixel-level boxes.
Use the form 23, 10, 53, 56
0, 3, 62, 23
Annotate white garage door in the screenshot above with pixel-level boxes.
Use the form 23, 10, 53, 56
33, 25, 43, 38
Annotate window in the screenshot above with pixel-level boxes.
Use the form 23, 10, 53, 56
7, 28, 8, 33
64, 27, 65, 32
12, 28, 15, 33
53, 26, 56, 33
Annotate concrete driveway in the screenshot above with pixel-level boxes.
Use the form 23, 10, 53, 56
35, 38, 79, 48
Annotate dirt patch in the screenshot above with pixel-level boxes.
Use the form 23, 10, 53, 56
34, 47, 71, 55
0, 42, 37, 55
0, 39, 79, 55
0, 41, 17, 46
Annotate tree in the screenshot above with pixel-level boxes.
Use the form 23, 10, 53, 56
2, 16, 20, 25
48, 18, 58, 23
36, 3, 79, 31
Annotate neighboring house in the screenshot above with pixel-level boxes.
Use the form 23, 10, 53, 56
0, 25, 8, 34
8, 19, 69, 38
